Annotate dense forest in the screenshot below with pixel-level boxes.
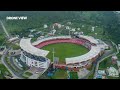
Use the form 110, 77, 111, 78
0, 11, 120, 44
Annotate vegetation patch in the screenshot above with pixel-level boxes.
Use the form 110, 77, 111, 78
42, 43, 89, 63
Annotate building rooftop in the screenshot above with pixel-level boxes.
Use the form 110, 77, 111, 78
65, 46, 101, 64
107, 67, 119, 77
78, 35, 99, 44
20, 38, 49, 57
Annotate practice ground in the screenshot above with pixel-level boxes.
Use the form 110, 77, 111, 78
50, 70, 78, 79
41, 43, 89, 63
51, 69, 68, 79
69, 72, 78, 79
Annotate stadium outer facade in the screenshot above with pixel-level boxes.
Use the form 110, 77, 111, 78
20, 35, 108, 71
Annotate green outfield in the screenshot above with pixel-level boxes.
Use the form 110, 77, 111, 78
69, 72, 78, 79
41, 43, 89, 63
51, 69, 68, 79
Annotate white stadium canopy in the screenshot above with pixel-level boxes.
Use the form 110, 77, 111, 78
20, 38, 49, 57
65, 46, 101, 64
32, 36, 71, 45
20, 35, 107, 64
78, 35, 99, 44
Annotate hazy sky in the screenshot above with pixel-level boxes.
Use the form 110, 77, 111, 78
116, 11, 120, 13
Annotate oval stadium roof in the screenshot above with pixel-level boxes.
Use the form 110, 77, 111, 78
20, 38, 49, 57
65, 46, 101, 64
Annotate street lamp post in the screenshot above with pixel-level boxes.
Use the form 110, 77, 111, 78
52, 48, 55, 63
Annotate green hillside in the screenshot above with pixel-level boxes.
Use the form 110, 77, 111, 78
0, 11, 120, 44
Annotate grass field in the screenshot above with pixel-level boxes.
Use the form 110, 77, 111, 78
51, 69, 68, 79
22, 71, 33, 78
99, 56, 118, 70
0, 64, 11, 79
24, 72, 33, 76
41, 43, 89, 63
69, 72, 78, 79
99, 57, 112, 70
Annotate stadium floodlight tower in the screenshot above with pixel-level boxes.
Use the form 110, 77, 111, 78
52, 48, 55, 62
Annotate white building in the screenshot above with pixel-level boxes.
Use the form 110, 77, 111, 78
106, 67, 119, 77
30, 29, 36, 33
117, 61, 120, 74
95, 33, 97, 35
37, 36, 44, 40
91, 26, 95, 32
78, 32, 83, 35
52, 29, 56, 35
44, 24, 48, 28
97, 70, 106, 75
78, 68, 90, 79
118, 44, 120, 50
61, 25, 64, 27
67, 22, 72, 25
77, 28, 80, 30
97, 39, 109, 49
8, 37, 19, 42
74, 32, 79, 35
66, 26, 70, 29
71, 28, 76, 32
53, 23, 62, 29
20, 38, 50, 69
117, 61, 120, 67
112, 55, 118, 60
82, 25, 84, 27
28, 34, 34, 38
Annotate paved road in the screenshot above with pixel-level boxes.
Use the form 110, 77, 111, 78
0, 20, 10, 38
83, 49, 113, 79
93, 41, 119, 79
82, 41, 114, 79
1, 48, 23, 79
10, 56, 24, 75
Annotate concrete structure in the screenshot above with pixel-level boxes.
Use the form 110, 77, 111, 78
91, 26, 95, 32
82, 25, 84, 27
117, 61, 120, 67
8, 37, 19, 42
111, 55, 118, 64
118, 44, 120, 50
32, 35, 107, 70
106, 67, 119, 77
77, 28, 80, 30
66, 26, 70, 30
20, 38, 50, 69
67, 22, 72, 25
78, 68, 90, 79
96, 70, 106, 79
97, 70, 106, 75
65, 35, 107, 68
44, 24, 48, 28
117, 61, 120, 74
53, 23, 62, 29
